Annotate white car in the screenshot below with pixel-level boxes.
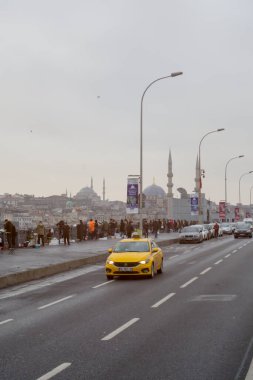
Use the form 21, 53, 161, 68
194, 224, 209, 240
179, 226, 204, 244
203, 224, 213, 240
217, 223, 223, 237
208, 224, 215, 238
221, 223, 233, 235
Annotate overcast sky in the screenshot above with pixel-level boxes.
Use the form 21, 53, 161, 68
1, 0, 253, 205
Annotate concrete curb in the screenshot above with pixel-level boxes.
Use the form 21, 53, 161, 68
0, 238, 179, 289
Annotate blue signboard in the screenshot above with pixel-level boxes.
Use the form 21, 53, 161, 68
126, 176, 139, 214
190, 194, 198, 215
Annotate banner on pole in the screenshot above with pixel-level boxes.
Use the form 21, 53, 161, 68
219, 201, 226, 219
234, 207, 240, 221
190, 193, 198, 215
126, 176, 139, 214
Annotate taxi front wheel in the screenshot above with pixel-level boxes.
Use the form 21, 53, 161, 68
107, 275, 113, 280
157, 259, 163, 274
148, 264, 154, 279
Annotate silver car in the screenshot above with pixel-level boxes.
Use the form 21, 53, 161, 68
221, 223, 233, 235
179, 226, 204, 244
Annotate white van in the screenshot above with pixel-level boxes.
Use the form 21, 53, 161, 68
243, 218, 253, 223
243, 218, 253, 231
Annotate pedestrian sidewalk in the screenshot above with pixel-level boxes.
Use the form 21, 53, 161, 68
0, 233, 180, 289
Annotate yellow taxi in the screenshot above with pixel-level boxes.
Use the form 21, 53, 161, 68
105, 233, 164, 280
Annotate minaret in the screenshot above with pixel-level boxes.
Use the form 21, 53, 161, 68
194, 155, 200, 193
103, 178, 105, 201
167, 149, 173, 198
91, 177, 93, 190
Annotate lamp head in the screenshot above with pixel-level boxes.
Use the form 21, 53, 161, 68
170, 72, 183, 77
239, 155, 244, 158
217, 128, 225, 132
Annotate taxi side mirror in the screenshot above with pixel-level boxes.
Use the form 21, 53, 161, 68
108, 248, 113, 253
152, 247, 159, 253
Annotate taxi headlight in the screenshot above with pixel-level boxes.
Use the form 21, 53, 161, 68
107, 260, 114, 265
139, 259, 150, 265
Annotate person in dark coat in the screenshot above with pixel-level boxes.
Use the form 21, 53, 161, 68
4, 219, 13, 249
57, 220, 65, 244
63, 223, 70, 245
126, 221, 134, 238
153, 220, 159, 238
120, 219, 125, 237
94, 220, 99, 240
214, 222, 219, 238
77, 220, 85, 242
143, 220, 149, 238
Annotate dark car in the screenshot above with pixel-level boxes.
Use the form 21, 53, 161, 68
234, 223, 252, 238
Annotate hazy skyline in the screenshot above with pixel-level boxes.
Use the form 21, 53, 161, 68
1, 0, 253, 205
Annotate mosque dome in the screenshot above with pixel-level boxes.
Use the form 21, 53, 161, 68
66, 200, 74, 208
75, 187, 99, 200
143, 184, 166, 198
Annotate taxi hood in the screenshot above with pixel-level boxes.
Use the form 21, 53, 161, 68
108, 252, 150, 262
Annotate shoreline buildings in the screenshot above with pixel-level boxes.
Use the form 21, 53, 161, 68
0, 152, 251, 229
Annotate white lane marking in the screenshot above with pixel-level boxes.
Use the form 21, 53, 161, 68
92, 280, 115, 289
180, 277, 198, 288
0, 319, 13, 325
238, 246, 243, 250
214, 259, 223, 265
225, 254, 231, 258
36, 362, 71, 380
0, 265, 103, 300
169, 255, 179, 259
232, 250, 237, 253
38, 295, 74, 310
200, 267, 212, 275
151, 293, 176, 308
101, 318, 139, 341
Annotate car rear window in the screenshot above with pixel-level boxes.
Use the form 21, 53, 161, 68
236, 224, 249, 230
182, 227, 200, 233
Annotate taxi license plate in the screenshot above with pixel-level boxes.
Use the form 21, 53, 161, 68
119, 267, 133, 272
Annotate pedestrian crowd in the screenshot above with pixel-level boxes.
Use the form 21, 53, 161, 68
0, 218, 200, 251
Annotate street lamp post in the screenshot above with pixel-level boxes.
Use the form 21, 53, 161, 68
250, 185, 253, 213
139, 71, 183, 234
224, 155, 244, 221
198, 128, 225, 223
239, 171, 253, 204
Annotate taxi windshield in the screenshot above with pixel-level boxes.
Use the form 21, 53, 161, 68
114, 241, 150, 253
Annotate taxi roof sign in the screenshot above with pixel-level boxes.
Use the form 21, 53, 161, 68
131, 232, 141, 239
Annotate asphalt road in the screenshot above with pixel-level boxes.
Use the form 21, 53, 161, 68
0, 236, 253, 380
